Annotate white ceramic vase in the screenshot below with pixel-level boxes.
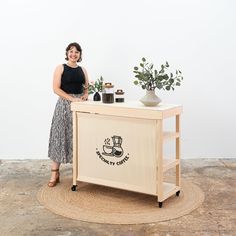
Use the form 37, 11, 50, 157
140, 90, 161, 106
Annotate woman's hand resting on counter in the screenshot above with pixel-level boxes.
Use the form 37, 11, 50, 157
72, 94, 88, 102
80, 93, 88, 101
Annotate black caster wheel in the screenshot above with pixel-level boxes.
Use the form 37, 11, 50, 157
71, 185, 77, 191
158, 202, 163, 208
176, 190, 180, 196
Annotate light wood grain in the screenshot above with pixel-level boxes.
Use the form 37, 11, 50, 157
71, 101, 182, 204
72, 111, 78, 186
77, 113, 157, 194
176, 114, 181, 187
156, 119, 163, 201
71, 101, 182, 120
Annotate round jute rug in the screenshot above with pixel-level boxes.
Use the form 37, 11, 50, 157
37, 178, 204, 224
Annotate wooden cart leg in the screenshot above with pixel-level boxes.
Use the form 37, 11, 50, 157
72, 111, 78, 191
176, 115, 181, 189
156, 120, 164, 207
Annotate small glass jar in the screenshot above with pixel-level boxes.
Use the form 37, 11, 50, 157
115, 89, 125, 102
102, 82, 114, 103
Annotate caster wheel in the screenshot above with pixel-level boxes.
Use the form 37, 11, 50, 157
176, 190, 180, 196
158, 202, 163, 208
71, 185, 77, 191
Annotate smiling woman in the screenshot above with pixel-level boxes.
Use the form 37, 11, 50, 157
47, 42, 89, 187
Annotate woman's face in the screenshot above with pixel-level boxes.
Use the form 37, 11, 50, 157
67, 46, 80, 62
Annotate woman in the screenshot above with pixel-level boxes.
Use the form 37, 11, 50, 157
48, 42, 89, 187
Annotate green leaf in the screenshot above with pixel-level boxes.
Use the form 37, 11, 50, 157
134, 80, 139, 85
170, 73, 173, 78
134, 66, 138, 70
141, 85, 146, 89
163, 74, 169, 80
176, 82, 181, 86
142, 57, 146, 62
140, 63, 144, 67
166, 86, 171, 91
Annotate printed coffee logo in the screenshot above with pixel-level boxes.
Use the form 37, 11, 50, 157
96, 135, 129, 166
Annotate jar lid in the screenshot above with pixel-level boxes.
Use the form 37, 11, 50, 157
115, 89, 124, 95
103, 82, 114, 88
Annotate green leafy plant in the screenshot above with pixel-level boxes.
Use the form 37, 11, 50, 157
88, 76, 104, 95
133, 57, 183, 91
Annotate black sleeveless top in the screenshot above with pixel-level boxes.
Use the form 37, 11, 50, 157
60, 64, 85, 94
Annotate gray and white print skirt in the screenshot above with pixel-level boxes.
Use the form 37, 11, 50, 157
48, 94, 82, 164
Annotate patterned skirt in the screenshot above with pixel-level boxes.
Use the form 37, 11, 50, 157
48, 94, 82, 164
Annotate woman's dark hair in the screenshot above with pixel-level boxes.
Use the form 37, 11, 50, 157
65, 42, 82, 62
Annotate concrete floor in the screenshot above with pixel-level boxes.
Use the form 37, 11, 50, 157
0, 159, 235, 236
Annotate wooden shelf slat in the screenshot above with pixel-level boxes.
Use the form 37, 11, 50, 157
163, 159, 180, 172
163, 131, 180, 140
161, 182, 180, 201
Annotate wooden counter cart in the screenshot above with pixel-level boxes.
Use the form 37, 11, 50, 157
71, 101, 182, 208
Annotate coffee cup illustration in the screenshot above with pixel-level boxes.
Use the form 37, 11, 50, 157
102, 135, 123, 158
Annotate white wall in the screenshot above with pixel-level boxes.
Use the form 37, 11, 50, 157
0, 0, 235, 159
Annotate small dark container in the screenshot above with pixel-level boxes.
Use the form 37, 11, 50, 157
102, 82, 114, 103
115, 98, 124, 102
93, 92, 101, 101
115, 89, 125, 103
102, 93, 114, 103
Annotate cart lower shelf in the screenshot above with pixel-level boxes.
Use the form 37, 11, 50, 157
71, 179, 180, 208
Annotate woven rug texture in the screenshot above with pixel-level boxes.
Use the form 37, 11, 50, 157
37, 177, 204, 224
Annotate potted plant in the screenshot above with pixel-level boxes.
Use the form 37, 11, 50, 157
133, 57, 183, 106
88, 76, 104, 101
